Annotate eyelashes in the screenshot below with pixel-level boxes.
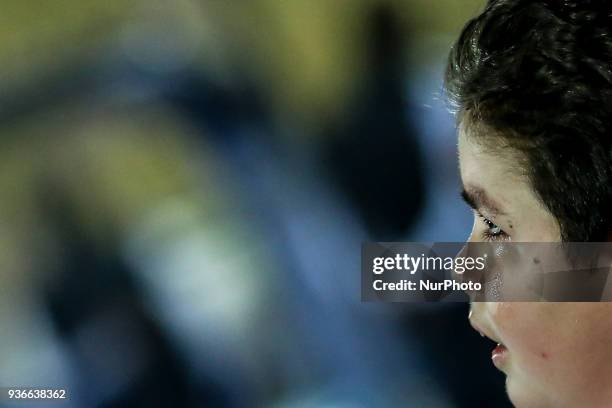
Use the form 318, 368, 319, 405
478, 213, 509, 241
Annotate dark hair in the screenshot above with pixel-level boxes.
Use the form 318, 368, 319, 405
445, 0, 612, 241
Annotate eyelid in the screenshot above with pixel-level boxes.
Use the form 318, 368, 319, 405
478, 212, 498, 225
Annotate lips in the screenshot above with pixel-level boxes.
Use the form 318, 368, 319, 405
469, 312, 509, 370
492, 343, 509, 369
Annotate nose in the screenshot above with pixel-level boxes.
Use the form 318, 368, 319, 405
468, 301, 486, 332
455, 242, 487, 301
465, 221, 479, 243
456, 242, 469, 259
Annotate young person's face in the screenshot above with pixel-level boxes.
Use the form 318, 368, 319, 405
458, 124, 612, 408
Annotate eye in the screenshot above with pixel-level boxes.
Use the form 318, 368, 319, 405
478, 213, 508, 241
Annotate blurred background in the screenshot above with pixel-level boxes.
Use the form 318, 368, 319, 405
0, 1, 512, 407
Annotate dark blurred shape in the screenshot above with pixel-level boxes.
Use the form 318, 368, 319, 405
41, 184, 225, 408
323, 4, 425, 240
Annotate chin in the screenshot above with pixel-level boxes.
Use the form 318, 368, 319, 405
506, 374, 550, 408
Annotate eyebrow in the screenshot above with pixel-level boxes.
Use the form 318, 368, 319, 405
460, 186, 507, 216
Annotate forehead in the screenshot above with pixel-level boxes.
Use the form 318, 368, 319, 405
458, 123, 542, 217
458, 124, 523, 189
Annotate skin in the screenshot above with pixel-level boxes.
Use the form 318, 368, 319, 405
458, 123, 612, 408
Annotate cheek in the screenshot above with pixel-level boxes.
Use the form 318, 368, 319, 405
490, 303, 612, 404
